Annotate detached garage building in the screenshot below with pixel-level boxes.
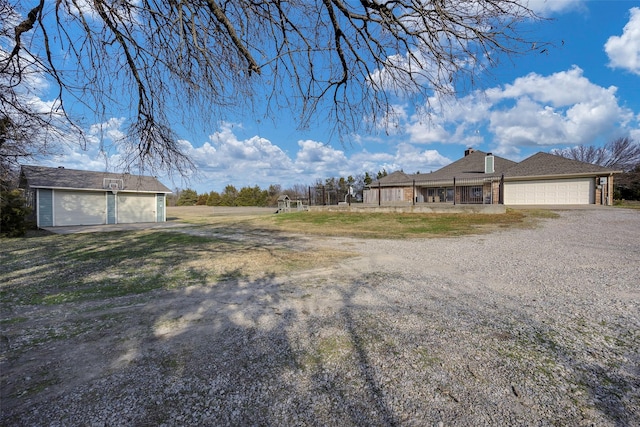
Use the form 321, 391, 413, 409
20, 166, 172, 228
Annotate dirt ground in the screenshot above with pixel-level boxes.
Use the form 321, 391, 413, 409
1, 207, 639, 426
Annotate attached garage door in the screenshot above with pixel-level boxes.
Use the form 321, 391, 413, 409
117, 193, 157, 223
54, 191, 106, 226
504, 178, 594, 205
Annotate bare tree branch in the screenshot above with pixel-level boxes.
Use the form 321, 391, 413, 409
551, 137, 640, 172
2, 0, 547, 176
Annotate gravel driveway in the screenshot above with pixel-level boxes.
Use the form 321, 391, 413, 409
2, 208, 639, 426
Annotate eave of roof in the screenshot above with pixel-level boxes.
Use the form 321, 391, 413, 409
26, 185, 168, 194
504, 171, 620, 181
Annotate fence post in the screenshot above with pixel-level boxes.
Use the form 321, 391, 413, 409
378, 181, 381, 206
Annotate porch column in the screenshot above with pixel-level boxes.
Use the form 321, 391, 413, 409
453, 177, 456, 205
412, 180, 415, 205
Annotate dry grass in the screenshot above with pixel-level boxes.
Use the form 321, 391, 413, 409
613, 200, 640, 210
0, 228, 349, 306
167, 206, 556, 239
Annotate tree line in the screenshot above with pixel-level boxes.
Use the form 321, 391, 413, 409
171, 171, 388, 207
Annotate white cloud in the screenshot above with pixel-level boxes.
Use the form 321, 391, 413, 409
605, 7, 640, 75
89, 117, 127, 143
526, 0, 583, 14
406, 94, 489, 146
295, 140, 348, 174
487, 67, 628, 153
404, 66, 635, 157
487, 67, 610, 106
393, 144, 452, 173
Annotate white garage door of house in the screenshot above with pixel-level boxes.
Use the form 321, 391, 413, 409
54, 190, 106, 226
117, 193, 156, 223
504, 178, 594, 205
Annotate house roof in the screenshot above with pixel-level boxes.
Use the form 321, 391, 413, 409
20, 165, 172, 193
375, 170, 411, 185
422, 150, 516, 181
503, 152, 619, 179
368, 150, 620, 189
372, 150, 515, 187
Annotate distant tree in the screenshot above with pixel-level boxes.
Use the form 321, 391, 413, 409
267, 184, 282, 206
177, 188, 198, 206
4, 1, 546, 175
289, 184, 308, 200
615, 163, 640, 201
551, 137, 640, 172
363, 172, 373, 186
236, 185, 268, 206
196, 194, 208, 205
220, 185, 238, 206
166, 189, 180, 207
377, 169, 388, 179
206, 191, 222, 206
351, 174, 366, 201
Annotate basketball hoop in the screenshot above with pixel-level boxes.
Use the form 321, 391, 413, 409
108, 182, 119, 195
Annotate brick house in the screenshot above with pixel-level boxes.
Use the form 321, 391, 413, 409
364, 149, 619, 206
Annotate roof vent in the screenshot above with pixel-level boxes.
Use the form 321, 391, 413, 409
58, 166, 65, 169
485, 153, 495, 174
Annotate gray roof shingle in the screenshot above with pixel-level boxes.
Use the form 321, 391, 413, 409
503, 152, 619, 178
421, 150, 516, 180
20, 166, 172, 193
371, 151, 515, 186
375, 170, 411, 185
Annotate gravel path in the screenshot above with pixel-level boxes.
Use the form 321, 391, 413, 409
2, 208, 639, 426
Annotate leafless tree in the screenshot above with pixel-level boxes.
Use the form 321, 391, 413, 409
551, 137, 640, 172
3, 0, 545, 176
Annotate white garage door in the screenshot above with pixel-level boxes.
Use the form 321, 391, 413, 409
54, 191, 106, 226
117, 193, 157, 223
504, 178, 594, 205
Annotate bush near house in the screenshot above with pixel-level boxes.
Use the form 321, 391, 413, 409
0, 189, 31, 238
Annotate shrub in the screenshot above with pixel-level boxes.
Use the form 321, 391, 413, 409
0, 190, 31, 238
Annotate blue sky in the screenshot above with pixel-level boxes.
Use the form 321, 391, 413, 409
30, 1, 640, 193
